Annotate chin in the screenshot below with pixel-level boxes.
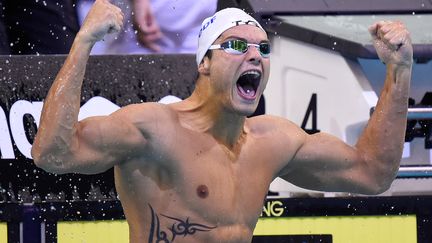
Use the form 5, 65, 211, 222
233, 103, 258, 117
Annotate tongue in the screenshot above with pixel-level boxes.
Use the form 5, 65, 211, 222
238, 84, 256, 98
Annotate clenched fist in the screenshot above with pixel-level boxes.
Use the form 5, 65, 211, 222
369, 21, 413, 67
78, 0, 124, 45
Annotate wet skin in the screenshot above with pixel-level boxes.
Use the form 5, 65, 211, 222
31, 1, 413, 242
113, 25, 278, 242
114, 105, 299, 242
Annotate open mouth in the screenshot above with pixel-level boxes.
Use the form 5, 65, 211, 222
236, 70, 261, 100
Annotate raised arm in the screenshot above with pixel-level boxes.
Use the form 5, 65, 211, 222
31, 0, 144, 174
280, 21, 413, 194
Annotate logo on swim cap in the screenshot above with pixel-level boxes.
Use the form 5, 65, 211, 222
196, 8, 265, 65
199, 16, 216, 38
233, 20, 260, 28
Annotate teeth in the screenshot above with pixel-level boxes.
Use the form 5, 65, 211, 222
241, 70, 261, 77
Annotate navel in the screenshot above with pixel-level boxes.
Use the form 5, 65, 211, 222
196, 185, 209, 198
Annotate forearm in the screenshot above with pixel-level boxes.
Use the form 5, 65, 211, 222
356, 63, 411, 184
31, 0, 124, 173
32, 35, 93, 164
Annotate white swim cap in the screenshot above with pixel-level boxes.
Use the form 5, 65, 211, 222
196, 8, 265, 65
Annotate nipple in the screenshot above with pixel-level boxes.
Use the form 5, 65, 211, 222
196, 185, 209, 198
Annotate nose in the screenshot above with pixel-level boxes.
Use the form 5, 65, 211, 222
246, 45, 261, 65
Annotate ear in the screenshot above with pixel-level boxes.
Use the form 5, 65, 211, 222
198, 56, 210, 75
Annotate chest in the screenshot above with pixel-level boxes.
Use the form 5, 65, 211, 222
159, 135, 275, 222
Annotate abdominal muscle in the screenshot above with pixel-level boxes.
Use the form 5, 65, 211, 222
128, 220, 254, 243
113, 157, 267, 243
118, 186, 257, 243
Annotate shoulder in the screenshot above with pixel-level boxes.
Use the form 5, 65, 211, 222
245, 115, 311, 176
108, 102, 179, 135
246, 115, 305, 137
112, 102, 177, 123
246, 115, 309, 156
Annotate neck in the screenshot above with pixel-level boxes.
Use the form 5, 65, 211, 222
181, 76, 247, 148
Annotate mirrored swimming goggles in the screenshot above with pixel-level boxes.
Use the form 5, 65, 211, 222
208, 39, 271, 58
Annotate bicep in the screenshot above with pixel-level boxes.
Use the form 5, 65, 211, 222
68, 114, 146, 174
280, 132, 374, 193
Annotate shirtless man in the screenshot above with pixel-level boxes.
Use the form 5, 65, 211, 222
31, 0, 413, 242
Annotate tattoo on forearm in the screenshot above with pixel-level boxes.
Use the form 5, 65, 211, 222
148, 204, 217, 243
